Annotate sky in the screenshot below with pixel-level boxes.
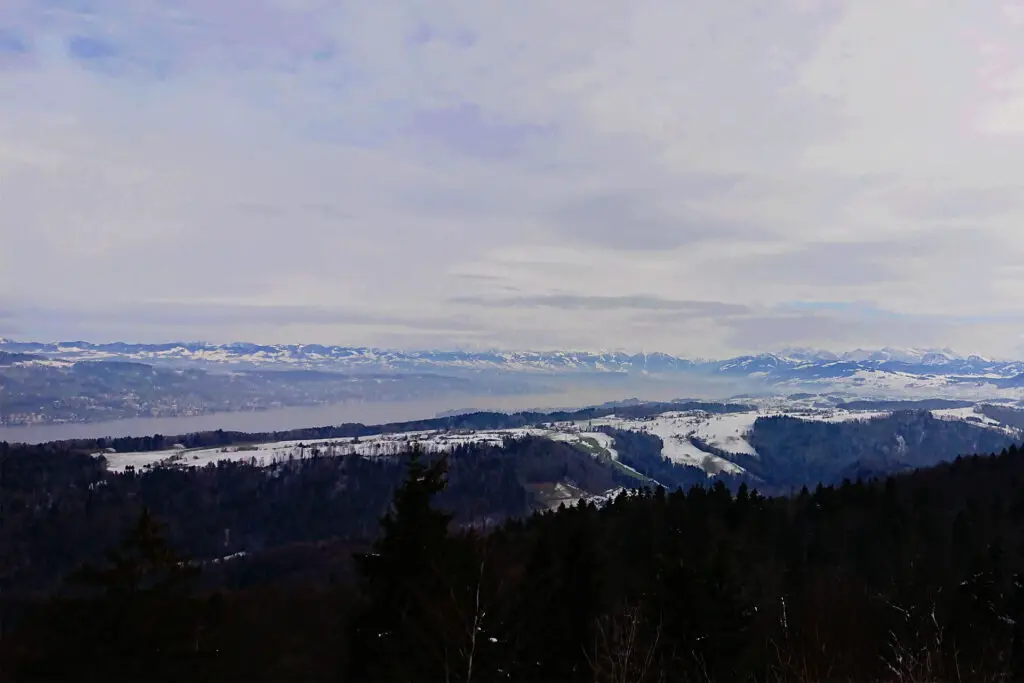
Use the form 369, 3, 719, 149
3, 1, 1024, 359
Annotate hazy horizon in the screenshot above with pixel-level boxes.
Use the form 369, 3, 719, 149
0, 335, 1004, 362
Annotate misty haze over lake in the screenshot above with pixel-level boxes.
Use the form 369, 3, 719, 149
0, 376, 757, 444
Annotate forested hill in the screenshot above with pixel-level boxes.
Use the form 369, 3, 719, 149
6, 442, 1024, 680
29, 400, 752, 452
0, 436, 640, 596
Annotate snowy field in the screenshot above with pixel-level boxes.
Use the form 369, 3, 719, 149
931, 406, 1020, 435
97, 402, 1024, 478
97, 425, 620, 474
582, 411, 754, 476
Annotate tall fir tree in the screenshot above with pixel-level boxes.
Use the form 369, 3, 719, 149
15, 507, 210, 682
347, 447, 458, 682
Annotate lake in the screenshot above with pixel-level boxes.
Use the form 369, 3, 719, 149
0, 386, 680, 444
0, 372, 761, 445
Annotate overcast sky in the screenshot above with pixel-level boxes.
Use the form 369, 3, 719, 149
3, 1, 1024, 358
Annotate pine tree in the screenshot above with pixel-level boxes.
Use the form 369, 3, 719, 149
347, 447, 456, 682
22, 508, 207, 682
71, 507, 198, 599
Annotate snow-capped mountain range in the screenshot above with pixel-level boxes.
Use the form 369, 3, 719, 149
5, 336, 1024, 429
0, 339, 1018, 379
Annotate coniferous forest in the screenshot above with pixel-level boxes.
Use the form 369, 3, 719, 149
5, 437, 1024, 681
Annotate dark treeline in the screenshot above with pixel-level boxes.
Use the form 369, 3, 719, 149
22, 401, 752, 453
836, 399, 976, 411
0, 436, 637, 597
601, 427, 749, 491
741, 410, 1016, 490
6, 439, 1024, 680
981, 404, 1024, 431
606, 410, 1017, 496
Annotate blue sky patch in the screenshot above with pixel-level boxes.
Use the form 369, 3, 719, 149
67, 35, 118, 61
0, 29, 28, 55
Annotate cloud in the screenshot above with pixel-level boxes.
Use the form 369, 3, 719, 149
453, 294, 749, 316
76, 302, 484, 331
0, 302, 488, 348
720, 311, 939, 353
3, 0, 1024, 358
890, 185, 1024, 222
0, 306, 23, 339
407, 103, 551, 159
739, 240, 904, 287
549, 189, 745, 251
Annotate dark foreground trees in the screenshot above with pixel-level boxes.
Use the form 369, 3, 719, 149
341, 444, 1024, 682
5, 508, 219, 682
347, 448, 459, 681
8, 445, 1024, 681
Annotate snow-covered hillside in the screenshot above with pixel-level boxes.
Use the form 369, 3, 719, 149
98, 425, 623, 474
99, 399, 1024, 481
931, 406, 1020, 436
585, 412, 754, 476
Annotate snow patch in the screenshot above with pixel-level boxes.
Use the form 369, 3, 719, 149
584, 412, 751, 477
97, 426, 624, 473
782, 409, 892, 423
931, 407, 1019, 435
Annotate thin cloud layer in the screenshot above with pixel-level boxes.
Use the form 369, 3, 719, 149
3, 1, 1024, 357
453, 295, 750, 317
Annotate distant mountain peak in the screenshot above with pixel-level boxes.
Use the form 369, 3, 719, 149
775, 347, 967, 366
0, 339, 1017, 395
777, 347, 840, 362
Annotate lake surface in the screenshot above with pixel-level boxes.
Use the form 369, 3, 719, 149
0, 385, 692, 444
0, 372, 761, 445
